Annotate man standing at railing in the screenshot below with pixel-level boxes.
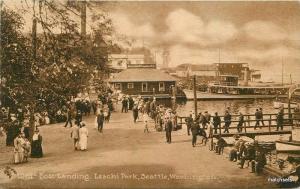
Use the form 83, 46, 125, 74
224, 110, 231, 133
237, 112, 244, 133
259, 108, 265, 127
213, 112, 221, 134
254, 109, 261, 130
276, 109, 284, 131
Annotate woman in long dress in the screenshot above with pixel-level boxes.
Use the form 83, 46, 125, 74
79, 122, 88, 151
13, 132, 25, 164
31, 129, 43, 158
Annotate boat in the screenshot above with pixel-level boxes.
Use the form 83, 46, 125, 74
183, 75, 290, 100
183, 89, 287, 100
276, 141, 300, 153
276, 125, 300, 153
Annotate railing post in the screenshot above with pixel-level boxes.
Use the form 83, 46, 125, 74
244, 121, 247, 133
248, 115, 251, 128
219, 123, 222, 135
180, 117, 182, 126
269, 115, 272, 133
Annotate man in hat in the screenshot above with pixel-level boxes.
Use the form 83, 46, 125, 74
213, 112, 221, 134
254, 109, 262, 130
97, 110, 105, 133
64, 106, 73, 128
216, 135, 226, 155
185, 114, 193, 136
203, 111, 211, 129
276, 109, 284, 131
240, 142, 256, 169
165, 117, 173, 144
75, 110, 82, 126
223, 110, 232, 133
132, 104, 139, 123
191, 122, 200, 147
237, 112, 244, 133
121, 97, 128, 113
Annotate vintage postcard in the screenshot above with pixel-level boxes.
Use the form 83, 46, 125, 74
0, 0, 300, 188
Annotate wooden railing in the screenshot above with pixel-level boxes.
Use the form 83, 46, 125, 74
177, 113, 297, 135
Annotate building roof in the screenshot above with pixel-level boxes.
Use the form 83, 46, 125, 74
176, 64, 216, 71
109, 69, 177, 82
108, 54, 144, 59
190, 64, 216, 71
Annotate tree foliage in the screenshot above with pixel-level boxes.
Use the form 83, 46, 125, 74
1, 1, 117, 110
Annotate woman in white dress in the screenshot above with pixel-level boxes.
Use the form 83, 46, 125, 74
13, 133, 25, 164
79, 122, 88, 151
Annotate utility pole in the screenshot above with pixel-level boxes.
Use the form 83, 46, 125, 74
29, 4, 38, 139
32, 18, 37, 60
281, 57, 284, 86
218, 48, 221, 64
81, 0, 87, 37
193, 75, 198, 117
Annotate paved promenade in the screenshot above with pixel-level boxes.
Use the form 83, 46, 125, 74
0, 106, 277, 188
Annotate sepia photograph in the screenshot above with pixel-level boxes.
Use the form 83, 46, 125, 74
0, 0, 300, 188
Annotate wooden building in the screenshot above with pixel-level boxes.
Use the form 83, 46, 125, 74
108, 68, 177, 98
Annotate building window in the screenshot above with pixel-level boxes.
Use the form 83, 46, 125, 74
159, 82, 165, 92
142, 82, 148, 92
127, 83, 134, 89
115, 83, 122, 90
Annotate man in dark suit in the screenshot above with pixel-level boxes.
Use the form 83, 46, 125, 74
121, 97, 128, 113
97, 110, 105, 133
191, 122, 200, 147
185, 114, 193, 136
75, 110, 82, 126
223, 110, 231, 133
276, 109, 284, 131
64, 107, 73, 127
237, 112, 244, 133
213, 112, 221, 134
165, 118, 173, 143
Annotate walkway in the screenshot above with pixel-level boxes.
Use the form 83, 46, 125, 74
0, 106, 277, 188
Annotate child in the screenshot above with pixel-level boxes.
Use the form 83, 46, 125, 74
143, 113, 149, 133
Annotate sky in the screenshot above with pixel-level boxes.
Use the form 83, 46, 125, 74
3, 1, 300, 83
103, 1, 300, 83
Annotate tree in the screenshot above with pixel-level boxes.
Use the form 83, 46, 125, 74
1, 0, 118, 123
0, 8, 35, 110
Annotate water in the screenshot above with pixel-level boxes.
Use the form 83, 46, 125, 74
157, 99, 277, 116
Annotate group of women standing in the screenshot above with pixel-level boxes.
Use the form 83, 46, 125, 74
13, 129, 43, 164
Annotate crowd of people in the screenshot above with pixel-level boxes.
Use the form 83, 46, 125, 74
0, 88, 119, 163
227, 136, 267, 175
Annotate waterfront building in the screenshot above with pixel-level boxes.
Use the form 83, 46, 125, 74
173, 63, 261, 82
175, 64, 217, 78
215, 63, 261, 82
108, 68, 177, 98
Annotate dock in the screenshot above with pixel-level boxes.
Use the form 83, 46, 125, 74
177, 112, 296, 138
183, 89, 287, 100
